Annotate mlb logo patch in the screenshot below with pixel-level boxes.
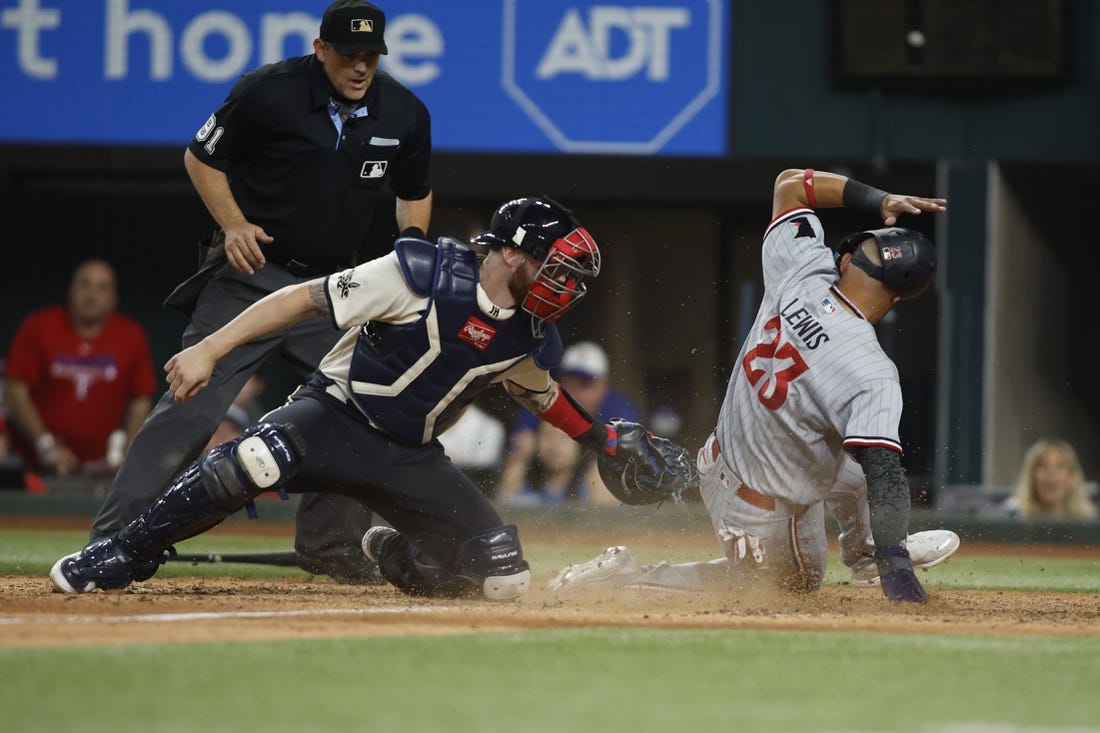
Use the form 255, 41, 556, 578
883, 245, 903, 261
361, 161, 388, 179
351, 19, 374, 32
819, 296, 838, 315
458, 317, 497, 351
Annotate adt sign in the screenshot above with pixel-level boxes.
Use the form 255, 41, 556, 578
0, 0, 726, 155
503, 0, 724, 154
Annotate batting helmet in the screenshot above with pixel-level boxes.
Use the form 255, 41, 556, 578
833, 227, 936, 300
471, 197, 601, 336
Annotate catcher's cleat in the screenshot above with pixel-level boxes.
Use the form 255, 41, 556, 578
361, 526, 398, 564
546, 545, 643, 591
849, 530, 960, 587
297, 549, 386, 586
50, 538, 163, 594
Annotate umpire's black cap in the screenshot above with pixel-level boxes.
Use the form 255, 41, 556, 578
321, 0, 388, 55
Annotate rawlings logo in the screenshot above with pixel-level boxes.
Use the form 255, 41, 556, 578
335, 272, 360, 298
458, 317, 497, 351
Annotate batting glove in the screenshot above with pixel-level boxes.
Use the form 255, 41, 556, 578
875, 544, 929, 603
719, 527, 767, 566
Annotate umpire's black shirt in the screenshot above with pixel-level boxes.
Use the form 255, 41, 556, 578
187, 55, 432, 269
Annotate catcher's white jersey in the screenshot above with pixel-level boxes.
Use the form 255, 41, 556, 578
715, 208, 903, 507
317, 252, 550, 407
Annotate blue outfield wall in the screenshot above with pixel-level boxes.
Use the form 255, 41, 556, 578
0, 0, 729, 156
3, 1, 1095, 163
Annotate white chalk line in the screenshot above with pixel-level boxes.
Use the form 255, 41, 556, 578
0, 605, 469, 626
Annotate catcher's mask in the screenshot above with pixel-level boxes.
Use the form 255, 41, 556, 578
472, 196, 601, 336
833, 227, 936, 301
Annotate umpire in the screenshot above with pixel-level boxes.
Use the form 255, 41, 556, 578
89, 0, 432, 583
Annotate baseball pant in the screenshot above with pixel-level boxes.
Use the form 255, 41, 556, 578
695, 432, 830, 592
269, 381, 506, 571
617, 433, 830, 592
623, 439, 877, 592
90, 262, 378, 582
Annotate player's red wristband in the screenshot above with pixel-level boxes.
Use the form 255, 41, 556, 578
803, 168, 817, 208
537, 388, 595, 438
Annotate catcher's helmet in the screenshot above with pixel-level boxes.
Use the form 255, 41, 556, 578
833, 227, 936, 300
472, 196, 601, 336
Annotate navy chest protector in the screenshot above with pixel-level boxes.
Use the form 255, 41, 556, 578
347, 236, 562, 445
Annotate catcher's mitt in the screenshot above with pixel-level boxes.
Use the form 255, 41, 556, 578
596, 418, 698, 505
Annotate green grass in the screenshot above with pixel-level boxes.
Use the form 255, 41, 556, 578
1, 630, 1098, 733
903, 553, 1100, 593
4, 529, 1100, 592
3, 528, 1100, 733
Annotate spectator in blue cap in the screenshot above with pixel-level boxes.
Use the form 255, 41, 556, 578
497, 341, 641, 504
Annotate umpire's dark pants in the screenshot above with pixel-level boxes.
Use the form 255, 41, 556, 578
90, 261, 376, 582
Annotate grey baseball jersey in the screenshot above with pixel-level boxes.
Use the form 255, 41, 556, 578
715, 207, 903, 507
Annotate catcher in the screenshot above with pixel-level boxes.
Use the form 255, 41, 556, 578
50, 196, 693, 602
550, 168, 958, 602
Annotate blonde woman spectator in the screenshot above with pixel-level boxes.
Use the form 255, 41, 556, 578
1010, 440, 1097, 520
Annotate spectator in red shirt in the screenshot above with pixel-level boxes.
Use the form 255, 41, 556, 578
0, 411, 9, 460
4, 259, 156, 477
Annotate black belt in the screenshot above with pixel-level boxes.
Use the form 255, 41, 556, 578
268, 255, 344, 278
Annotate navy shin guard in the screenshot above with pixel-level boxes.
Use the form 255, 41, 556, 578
454, 525, 531, 600
118, 422, 306, 562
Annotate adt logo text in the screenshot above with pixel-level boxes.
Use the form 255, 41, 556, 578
503, 0, 724, 154
536, 7, 688, 81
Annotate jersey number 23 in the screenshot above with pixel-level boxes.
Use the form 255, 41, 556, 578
741, 316, 809, 410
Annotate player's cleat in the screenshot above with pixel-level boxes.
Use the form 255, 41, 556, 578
49, 538, 162, 594
362, 526, 398, 564
297, 549, 387, 586
907, 529, 961, 570
849, 530, 961, 587
546, 545, 643, 591
50, 550, 98, 594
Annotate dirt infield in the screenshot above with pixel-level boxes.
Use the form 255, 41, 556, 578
2, 518, 1099, 648
3, 576, 1100, 649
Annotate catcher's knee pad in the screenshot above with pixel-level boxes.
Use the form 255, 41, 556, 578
454, 525, 531, 601
200, 422, 307, 510
118, 422, 307, 560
